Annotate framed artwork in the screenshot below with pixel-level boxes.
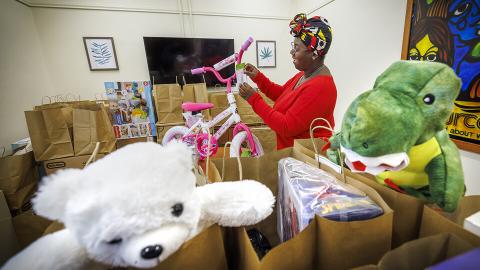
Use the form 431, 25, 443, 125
83, 37, 119, 71
105, 81, 156, 139
256, 40, 276, 68
401, 0, 480, 154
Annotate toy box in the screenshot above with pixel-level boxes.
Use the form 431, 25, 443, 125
105, 81, 156, 139
277, 157, 383, 242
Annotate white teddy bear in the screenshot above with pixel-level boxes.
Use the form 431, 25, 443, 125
3, 142, 275, 270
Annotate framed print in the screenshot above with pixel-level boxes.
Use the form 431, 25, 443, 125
83, 37, 119, 71
256, 40, 276, 68
401, 0, 480, 154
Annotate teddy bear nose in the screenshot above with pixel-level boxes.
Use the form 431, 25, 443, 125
140, 245, 163, 259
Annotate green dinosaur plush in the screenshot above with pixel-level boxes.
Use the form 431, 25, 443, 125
327, 60, 464, 212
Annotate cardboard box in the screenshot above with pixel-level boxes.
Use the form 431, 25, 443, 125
0, 190, 20, 265
42, 154, 104, 175
116, 137, 152, 149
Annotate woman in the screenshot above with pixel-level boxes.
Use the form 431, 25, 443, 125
239, 13, 337, 149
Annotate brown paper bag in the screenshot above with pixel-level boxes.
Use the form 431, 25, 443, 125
214, 147, 393, 270
250, 125, 276, 153
25, 108, 74, 161
12, 210, 53, 249
73, 106, 116, 156
153, 84, 183, 124
25, 101, 100, 161
234, 92, 273, 125
116, 225, 228, 270
0, 151, 38, 212
294, 138, 425, 248
420, 196, 480, 246
183, 83, 211, 119
0, 190, 20, 265
209, 91, 229, 126
353, 233, 474, 270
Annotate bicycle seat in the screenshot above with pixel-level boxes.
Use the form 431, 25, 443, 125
182, 102, 214, 112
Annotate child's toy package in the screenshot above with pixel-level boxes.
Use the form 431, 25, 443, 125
105, 81, 156, 139
277, 157, 383, 242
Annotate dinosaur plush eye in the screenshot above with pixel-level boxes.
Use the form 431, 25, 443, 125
107, 238, 123, 245
171, 203, 184, 217
423, 94, 435, 105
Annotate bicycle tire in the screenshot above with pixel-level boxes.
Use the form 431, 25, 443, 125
161, 126, 190, 145
230, 131, 264, 157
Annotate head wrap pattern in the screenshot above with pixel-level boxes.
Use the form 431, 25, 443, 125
289, 13, 332, 56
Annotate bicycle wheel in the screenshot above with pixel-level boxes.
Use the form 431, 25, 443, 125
161, 126, 190, 145
230, 131, 264, 157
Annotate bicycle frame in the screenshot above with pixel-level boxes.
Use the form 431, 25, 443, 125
183, 93, 239, 139
185, 37, 259, 156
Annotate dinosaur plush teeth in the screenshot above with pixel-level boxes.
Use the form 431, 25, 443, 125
341, 146, 409, 175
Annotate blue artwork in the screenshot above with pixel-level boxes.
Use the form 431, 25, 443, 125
448, 0, 480, 97
84, 37, 118, 70
407, 0, 480, 147
90, 42, 112, 65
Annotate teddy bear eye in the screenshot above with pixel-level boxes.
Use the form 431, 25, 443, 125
171, 203, 184, 217
423, 94, 435, 105
107, 238, 122, 245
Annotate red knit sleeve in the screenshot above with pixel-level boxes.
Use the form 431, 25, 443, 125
252, 72, 300, 101
248, 78, 336, 137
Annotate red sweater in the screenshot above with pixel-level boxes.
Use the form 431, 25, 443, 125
247, 71, 337, 149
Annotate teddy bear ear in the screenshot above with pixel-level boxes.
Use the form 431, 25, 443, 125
164, 141, 194, 170
32, 168, 84, 222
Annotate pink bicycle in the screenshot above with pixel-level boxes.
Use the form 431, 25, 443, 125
162, 37, 264, 158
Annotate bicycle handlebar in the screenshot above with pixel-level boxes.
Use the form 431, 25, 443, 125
190, 37, 253, 92
191, 67, 205, 75
241, 37, 254, 51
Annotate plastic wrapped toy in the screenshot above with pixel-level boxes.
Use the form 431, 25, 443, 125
277, 157, 383, 242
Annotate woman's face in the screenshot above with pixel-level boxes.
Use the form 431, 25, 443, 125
290, 38, 315, 71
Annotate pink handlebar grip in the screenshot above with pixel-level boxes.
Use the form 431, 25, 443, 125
191, 67, 205, 75
241, 37, 254, 51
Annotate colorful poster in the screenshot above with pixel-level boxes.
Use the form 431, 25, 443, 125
105, 81, 156, 139
404, 0, 480, 151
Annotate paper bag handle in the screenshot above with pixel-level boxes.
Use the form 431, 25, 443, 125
85, 142, 100, 167
221, 142, 243, 181
309, 118, 346, 182
41, 96, 52, 105
94, 93, 105, 101
65, 93, 80, 102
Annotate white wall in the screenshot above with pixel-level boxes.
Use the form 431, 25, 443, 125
30, 2, 296, 98
0, 0, 53, 151
306, 0, 480, 195
0, 0, 296, 150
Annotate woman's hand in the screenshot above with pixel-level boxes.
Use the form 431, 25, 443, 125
244, 63, 259, 79
239, 82, 257, 101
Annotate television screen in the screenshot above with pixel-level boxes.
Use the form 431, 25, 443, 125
143, 37, 235, 87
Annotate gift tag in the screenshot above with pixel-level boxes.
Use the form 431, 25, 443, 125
315, 154, 342, 174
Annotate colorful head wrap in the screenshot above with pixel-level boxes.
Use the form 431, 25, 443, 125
289, 13, 332, 56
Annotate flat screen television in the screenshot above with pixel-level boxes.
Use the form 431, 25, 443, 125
143, 37, 235, 87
